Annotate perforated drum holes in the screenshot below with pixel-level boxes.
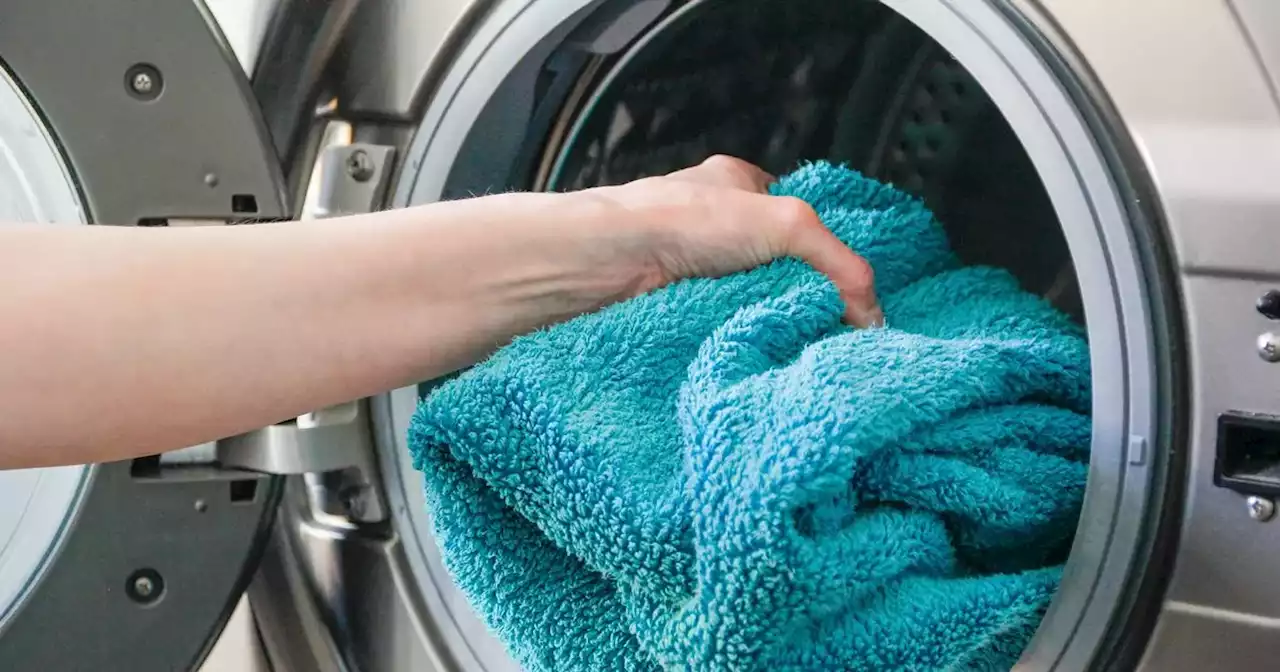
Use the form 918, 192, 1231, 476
545, 0, 1077, 320
882, 58, 983, 198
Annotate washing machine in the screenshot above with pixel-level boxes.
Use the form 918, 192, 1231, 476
1, 0, 1279, 670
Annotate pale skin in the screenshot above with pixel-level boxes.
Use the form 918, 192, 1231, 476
0, 155, 880, 470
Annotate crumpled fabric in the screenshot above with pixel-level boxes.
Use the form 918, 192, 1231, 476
408, 161, 1091, 671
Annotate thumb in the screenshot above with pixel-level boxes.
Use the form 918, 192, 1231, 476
764, 195, 883, 328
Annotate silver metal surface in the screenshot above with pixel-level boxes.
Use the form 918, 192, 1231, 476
1038, 0, 1280, 669
0, 0, 287, 226
1245, 496, 1275, 522
252, 481, 456, 672
203, 0, 281, 73
248, 0, 360, 202
1140, 274, 1280, 670
221, 403, 369, 475
219, 401, 386, 523
1256, 332, 1280, 362
312, 143, 397, 217
1228, 0, 1280, 105
328, 0, 488, 120
131, 71, 155, 94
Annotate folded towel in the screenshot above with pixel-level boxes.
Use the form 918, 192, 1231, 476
408, 162, 1091, 671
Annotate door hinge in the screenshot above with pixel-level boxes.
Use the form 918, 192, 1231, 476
141, 142, 401, 524
218, 400, 387, 524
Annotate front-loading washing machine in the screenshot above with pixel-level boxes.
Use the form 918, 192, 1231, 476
0, 0, 1278, 670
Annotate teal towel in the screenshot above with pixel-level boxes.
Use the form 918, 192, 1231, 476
408, 162, 1091, 671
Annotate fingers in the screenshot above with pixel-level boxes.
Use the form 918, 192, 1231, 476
666, 155, 775, 193
765, 196, 884, 328
634, 155, 883, 328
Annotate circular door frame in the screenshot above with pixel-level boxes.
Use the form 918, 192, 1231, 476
375, 0, 1182, 670
0, 1, 289, 669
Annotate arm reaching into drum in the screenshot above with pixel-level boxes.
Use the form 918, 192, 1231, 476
0, 156, 880, 469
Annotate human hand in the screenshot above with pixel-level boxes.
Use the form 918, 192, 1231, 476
571, 155, 883, 327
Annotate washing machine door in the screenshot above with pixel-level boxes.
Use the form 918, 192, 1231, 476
0, 1, 290, 669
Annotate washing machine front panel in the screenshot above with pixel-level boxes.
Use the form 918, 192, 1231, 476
0, 0, 288, 669
1040, 0, 1280, 668
1229, 0, 1280, 100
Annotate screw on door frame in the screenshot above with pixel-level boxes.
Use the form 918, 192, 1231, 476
133, 575, 155, 597
125, 63, 163, 101
131, 72, 154, 94
125, 567, 165, 605
345, 149, 375, 182
1257, 332, 1280, 362
1247, 495, 1275, 522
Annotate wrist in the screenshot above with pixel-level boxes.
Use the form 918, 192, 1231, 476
413, 191, 661, 328
553, 190, 667, 303
478, 190, 663, 309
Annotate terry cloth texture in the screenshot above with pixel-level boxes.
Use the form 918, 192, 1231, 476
408, 161, 1092, 671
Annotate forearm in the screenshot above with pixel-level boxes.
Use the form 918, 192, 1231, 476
0, 192, 643, 468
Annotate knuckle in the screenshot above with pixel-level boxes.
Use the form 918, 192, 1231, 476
766, 197, 817, 255
840, 252, 877, 295
702, 154, 743, 171
851, 253, 876, 285
701, 154, 753, 181
774, 196, 820, 231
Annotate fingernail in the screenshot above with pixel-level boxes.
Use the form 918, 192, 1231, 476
865, 305, 886, 328
848, 304, 885, 329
